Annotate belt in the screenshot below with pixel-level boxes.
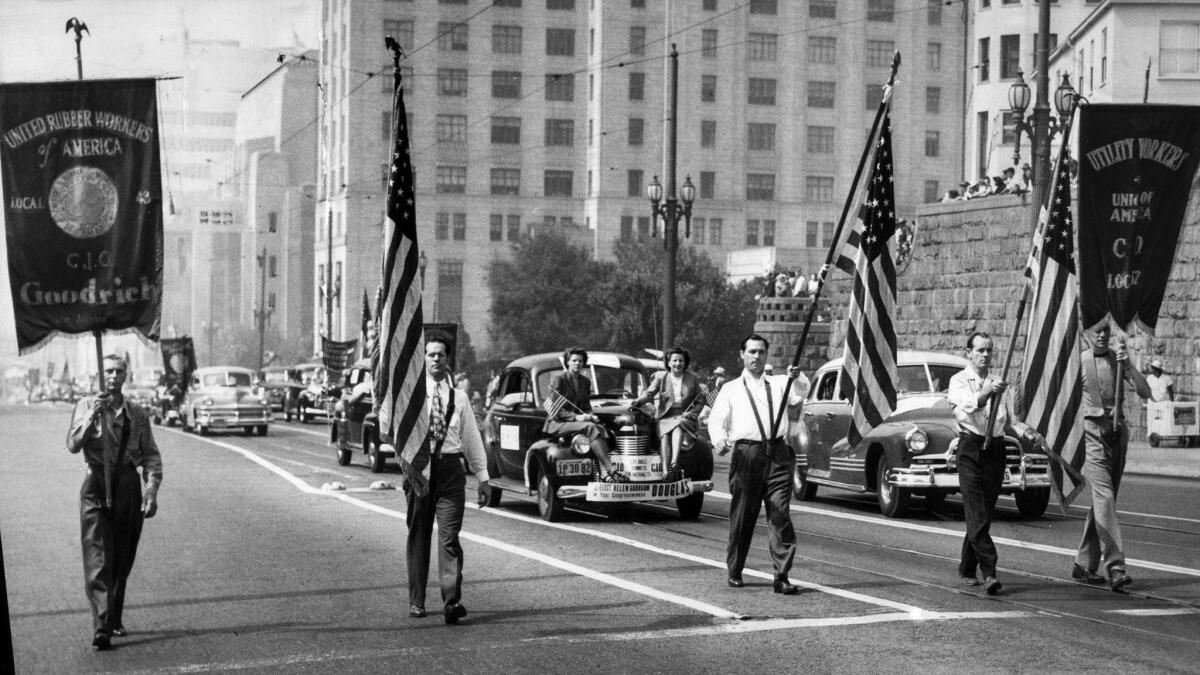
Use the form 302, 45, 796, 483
733, 439, 782, 449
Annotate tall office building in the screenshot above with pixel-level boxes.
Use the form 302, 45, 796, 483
323, 0, 965, 357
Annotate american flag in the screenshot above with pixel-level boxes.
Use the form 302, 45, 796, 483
1020, 146, 1087, 506
373, 59, 429, 492
543, 388, 569, 420
841, 109, 899, 448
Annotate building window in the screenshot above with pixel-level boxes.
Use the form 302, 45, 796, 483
810, 0, 836, 18
702, 29, 718, 58
700, 120, 716, 147
435, 212, 450, 240
629, 117, 644, 146
978, 37, 990, 81
453, 213, 466, 240
808, 36, 836, 64
507, 214, 521, 240
866, 40, 893, 67
924, 180, 940, 204
925, 130, 940, 157
746, 174, 775, 201
547, 0, 574, 8
1000, 34, 1020, 79
763, 220, 775, 246
637, 217, 651, 239
546, 73, 575, 101
438, 69, 468, 96
268, 255, 278, 278
544, 118, 574, 146
627, 169, 643, 197
867, 0, 894, 22
1159, 21, 1199, 76
1101, 28, 1108, 83
701, 75, 717, 102
437, 22, 468, 52
491, 116, 521, 144
805, 176, 834, 202
381, 112, 390, 141
749, 33, 778, 61
437, 262, 463, 324
699, 171, 715, 199
268, 212, 277, 233
747, 123, 776, 151
693, 218, 705, 245
807, 125, 834, 153
633, 0, 645, 7
808, 81, 835, 108
546, 28, 575, 56
492, 70, 521, 98
620, 215, 633, 241
492, 25, 522, 54
748, 78, 777, 105
806, 221, 820, 247
629, 72, 645, 100
703, 0, 716, 9
927, 42, 942, 71
928, 0, 942, 25
746, 220, 759, 246
436, 114, 467, 143
630, 26, 646, 55
436, 166, 467, 193
926, 87, 941, 114
865, 84, 885, 109
709, 218, 722, 244
490, 214, 504, 241
384, 20, 414, 52
822, 221, 834, 248
544, 170, 573, 196
1001, 111, 1018, 144
491, 168, 521, 195
749, 0, 777, 14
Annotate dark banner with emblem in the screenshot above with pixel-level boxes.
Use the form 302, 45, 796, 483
321, 336, 359, 382
0, 78, 163, 353
425, 323, 458, 370
160, 337, 196, 392
1077, 104, 1200, 334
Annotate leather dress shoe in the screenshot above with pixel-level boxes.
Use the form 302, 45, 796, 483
727, 576, 744, 588
111, 626, 127, 637
1110, 570, 1133, 593
444, 602, 467, 625
960, 575, 981, 587
984, 576, 1003, 595
92, 631, 112, 651
774, 579, 799, 595
1071, 564, 1105, 585
408, 605, 427, 618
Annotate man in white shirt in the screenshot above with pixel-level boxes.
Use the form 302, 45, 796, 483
948, 332, 1038, 596
707, 334, 809, 594
1146, 358, 1174, 402
405, 338, 492, 624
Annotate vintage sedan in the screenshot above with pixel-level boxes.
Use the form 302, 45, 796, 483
330, 358, 385, 472
294, 362, 336, 423
125, 368, 162, 422
790, 351, 1053, 518
180, 366, 272, 436
259, 365, 304, 421
482, 352, 714, 522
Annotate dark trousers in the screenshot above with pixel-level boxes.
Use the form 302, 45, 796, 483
727, 441, 796, 579
406, 454, 467, 609
80, 466, 144, 633
956, 433, 1006, 579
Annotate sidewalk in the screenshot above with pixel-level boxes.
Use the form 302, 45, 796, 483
1125, 439, 1200, 480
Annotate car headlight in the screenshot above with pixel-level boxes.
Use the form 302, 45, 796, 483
571, 434, 591, 456
905, 426, 929, 454
203, 397, 214, 407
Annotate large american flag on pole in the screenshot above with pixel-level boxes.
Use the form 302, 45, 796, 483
1020, 145, 1087, 505
841, 109, 899, 448
374, 57, 429, 492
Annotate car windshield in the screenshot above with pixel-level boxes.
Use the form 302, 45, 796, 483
201, 372, 253, 387
262, 371, 292, 384
130, 369, 160, 388
536, 365, 647, 402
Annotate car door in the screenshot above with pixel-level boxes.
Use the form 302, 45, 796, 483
822, 368, 861, 484
488, 368, 540, 479
799, 368, 842, 479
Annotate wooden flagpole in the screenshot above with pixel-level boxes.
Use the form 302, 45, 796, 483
769, 52, 901, 436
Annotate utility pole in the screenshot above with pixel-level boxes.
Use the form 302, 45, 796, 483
1031, 0, 1052, 208
255, 247, 272, 372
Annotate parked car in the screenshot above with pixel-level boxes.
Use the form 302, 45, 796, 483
293, 362, 336, 423
331, 358, 385, 471
125, 368, 162, 422
791, 351, 1053, 518
179, 366, 272, 436
259, 365, 304, 421
482, 352, 714, 522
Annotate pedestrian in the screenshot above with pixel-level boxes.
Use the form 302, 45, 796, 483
1145, 358, 1174, 402
405, 337, 493, 624
1072, 324, 1151, 591
706, 334, 809, 594
947, 333, 1039, 595
632, 346, 702, 481
543, 347, 628, 482
66, 354, 163, 651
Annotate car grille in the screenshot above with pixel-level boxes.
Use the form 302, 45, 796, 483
613, 433, 650, 455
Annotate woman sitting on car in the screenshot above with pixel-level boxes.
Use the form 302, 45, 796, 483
633, 347, 702, 482
543, 347, 629, 483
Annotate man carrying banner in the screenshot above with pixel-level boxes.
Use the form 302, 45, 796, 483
1073, 324, 1150, 591
66, 354, 162, 650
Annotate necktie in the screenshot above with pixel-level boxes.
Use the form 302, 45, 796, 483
430, 384, 446, 442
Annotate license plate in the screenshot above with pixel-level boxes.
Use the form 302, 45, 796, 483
211, 419, 227, 427
556, 459, 592, 477
1003, 467, 1013, 482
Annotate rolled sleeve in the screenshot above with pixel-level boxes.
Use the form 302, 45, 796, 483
706, 383, 732, 450
947, 373, 980, 413
458, 397, 490, 482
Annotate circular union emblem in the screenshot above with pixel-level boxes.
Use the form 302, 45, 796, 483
169, 354, 186, 374
48, 166, 119, 239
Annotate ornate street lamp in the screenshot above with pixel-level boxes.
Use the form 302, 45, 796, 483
1009, 71, 1079, 170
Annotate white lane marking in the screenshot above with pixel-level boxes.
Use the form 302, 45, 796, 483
187, 436, 742, 620
708, 490, 1200, 578
1106, 608, 1198, 617
1113, 509, 1200, 526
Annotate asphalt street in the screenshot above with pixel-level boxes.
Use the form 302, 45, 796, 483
2, 402, 1199, 674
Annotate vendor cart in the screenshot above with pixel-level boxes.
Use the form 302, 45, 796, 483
1146, 400, 1200, 447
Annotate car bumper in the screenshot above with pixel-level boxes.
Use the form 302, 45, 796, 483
194, 410, 273, 426
888, 464, 1053, 490
557, 479, 714, 502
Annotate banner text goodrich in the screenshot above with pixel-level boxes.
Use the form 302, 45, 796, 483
19, 276, 158, 307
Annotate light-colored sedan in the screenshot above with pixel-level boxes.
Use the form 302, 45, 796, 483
180, 366, 272, 436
